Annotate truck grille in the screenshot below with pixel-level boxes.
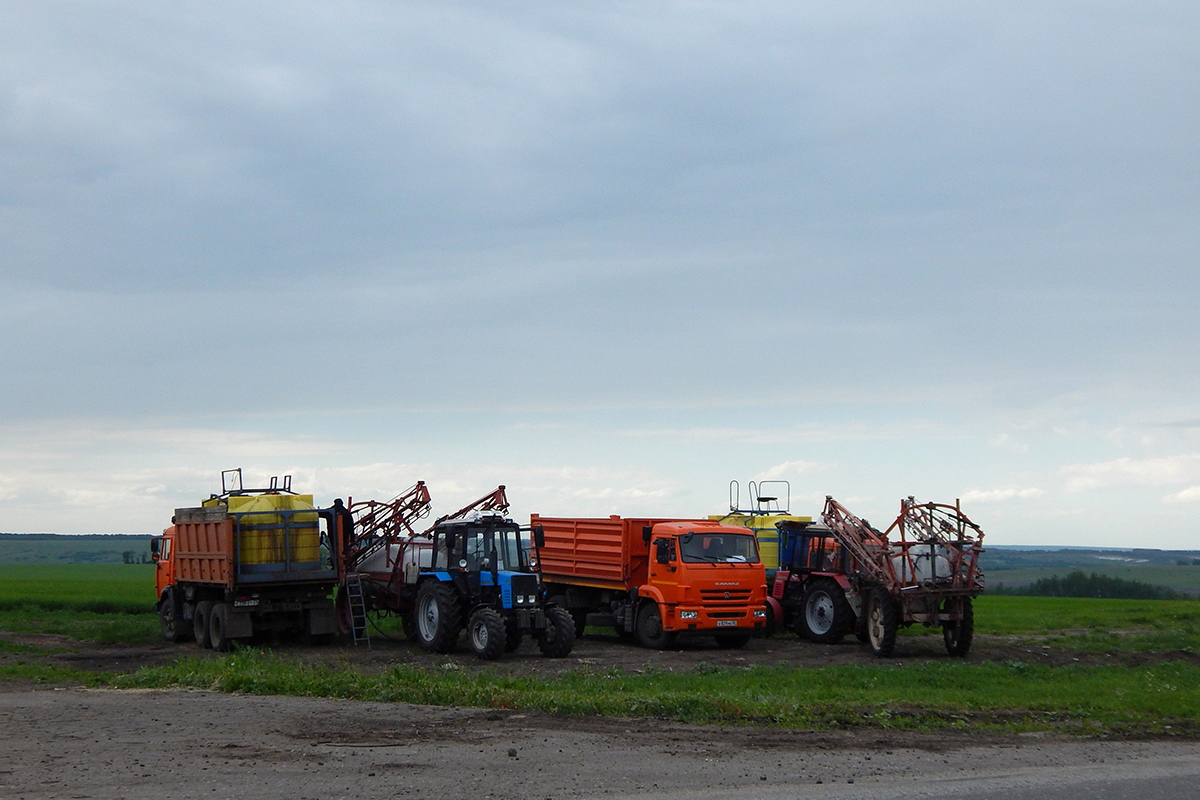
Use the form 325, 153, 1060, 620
700, 589, 752, 603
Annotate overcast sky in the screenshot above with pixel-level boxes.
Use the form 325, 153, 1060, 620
2, 2, 1198, 547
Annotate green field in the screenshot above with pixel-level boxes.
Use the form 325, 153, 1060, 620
2, 564, 1200, 736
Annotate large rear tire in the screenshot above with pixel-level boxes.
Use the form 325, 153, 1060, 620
415, 581, 463, 654
159, 589, 190, 643
800, 578, 852, 643
865, 587, 899, 657
635, 602, 676, 650
467, 608, 507, 660
503, 616, 523, 652
209, 603, 232, 652
538, 606, 576, 658
943, 597, 974, 657
570, 609, 589, 638
193, 601, 214, 649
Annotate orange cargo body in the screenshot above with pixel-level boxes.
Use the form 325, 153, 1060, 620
172, 520, 236, 587
532, 514, 769, 649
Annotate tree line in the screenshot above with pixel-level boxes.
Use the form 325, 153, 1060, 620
989, 570, 1192, 600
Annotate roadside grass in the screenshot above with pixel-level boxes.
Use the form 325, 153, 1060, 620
0, 661, 110, 686
114, 650, 1200, 736
0, 608, 159, 645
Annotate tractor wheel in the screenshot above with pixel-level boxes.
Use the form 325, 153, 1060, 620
570, 609, 589, 638
943, 597, 974, 657
158, 589, 190, 643
209, 603, 232, 652
503, 616, 523, 652
415, 581, 463, 654
401, 611, 419, 642
538, 607, 576, 658
635, 602, 676, 650
800, 578, 852, 643
467, 608, 507, 660
865, 587, 900, 658
714, 633, 751, 649
193, 601, 214, 649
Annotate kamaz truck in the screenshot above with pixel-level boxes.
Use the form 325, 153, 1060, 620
531, 515, 769, 649
152, 470, 342, 650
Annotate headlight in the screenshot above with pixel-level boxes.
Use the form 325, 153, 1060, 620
528, 595, 538, 605
679, 610, 699, 620
753, 609, 767, 618
516, 595, 525, 604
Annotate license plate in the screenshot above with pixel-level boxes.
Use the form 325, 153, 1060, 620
716, 620, 737, 627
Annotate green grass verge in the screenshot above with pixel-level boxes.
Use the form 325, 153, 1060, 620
113, 650, 1200, 736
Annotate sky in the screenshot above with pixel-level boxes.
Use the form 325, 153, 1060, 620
1, 2, 1198, 547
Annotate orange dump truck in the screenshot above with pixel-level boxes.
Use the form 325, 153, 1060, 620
152, 471, 342, 650
531, 515, 769, 649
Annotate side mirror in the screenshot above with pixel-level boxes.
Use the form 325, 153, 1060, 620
533, 525, 545, 549
150, 538, 161, 561
642, 525, 653, 544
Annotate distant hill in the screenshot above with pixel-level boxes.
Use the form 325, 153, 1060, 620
0, 533, 153, 564
981, 547, 1200, 571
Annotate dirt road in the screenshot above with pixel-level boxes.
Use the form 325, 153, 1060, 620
4, 630, 1200, 798
3, 687, 1200, 800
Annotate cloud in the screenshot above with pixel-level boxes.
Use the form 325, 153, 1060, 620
1060, 454, 1200, 492
960, 487, 1046, 503
989, 434, 1029, 453
1163, 486, 1200, 504
755, 461, 829, 480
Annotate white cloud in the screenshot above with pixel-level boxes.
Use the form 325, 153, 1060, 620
988, 433, 1029, 453
755, 460, 828, 480
1060, 454, 1200, 492
1163, 486, 1200, 504
960, 487, 1046, 503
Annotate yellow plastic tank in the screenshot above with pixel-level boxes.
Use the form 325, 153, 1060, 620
207, 494, 321, 572
709, 513, 812, 570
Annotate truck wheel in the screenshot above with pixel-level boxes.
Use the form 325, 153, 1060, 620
537, 607, 576, 658
415, 581, 463, 654
193, 601, 214, 649
635, 602, 676, 650
503, 616, 523, 652
714, 633, 751, 649
467, 608, 507, 660
865, 587, 899, 657
801, 578, 852, 643
158, 589, 191, 643
209, 603, 233, 652
942, 597, 974, 657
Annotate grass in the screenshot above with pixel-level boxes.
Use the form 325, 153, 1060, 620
3, 565, 1200, 737
0, 564, 159, 644
113, 650, 1200, 736
0, 563, 157, 613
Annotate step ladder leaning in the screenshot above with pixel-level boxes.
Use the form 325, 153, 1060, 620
344, 572, 371, 649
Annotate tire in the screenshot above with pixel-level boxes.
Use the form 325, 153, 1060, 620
209, 603, 232, 652
335, 587, 367, 639
503, 616, 523, 652
570, 609, 589, 638
401, 612, 419, 642
415, 581, 463, 654
635, 602, 676, 650
865, 587, 899, 657
800, 578, 852, 643
537, 606, 576, 658
158, 589, 190, 643
714, 633, 751, 649
467, 608, 507, 660
943, 597, 974, 657
193, 600, 214, 649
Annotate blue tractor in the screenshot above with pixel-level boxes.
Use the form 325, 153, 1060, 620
413, 511, 575, 660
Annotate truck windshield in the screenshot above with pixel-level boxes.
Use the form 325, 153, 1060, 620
679, 532, 760, 564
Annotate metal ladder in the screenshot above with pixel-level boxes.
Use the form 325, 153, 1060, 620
344, 573, 371, 649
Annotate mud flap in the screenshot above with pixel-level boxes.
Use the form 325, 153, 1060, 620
227, 611, 254, 639
307, 607, 338, 636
